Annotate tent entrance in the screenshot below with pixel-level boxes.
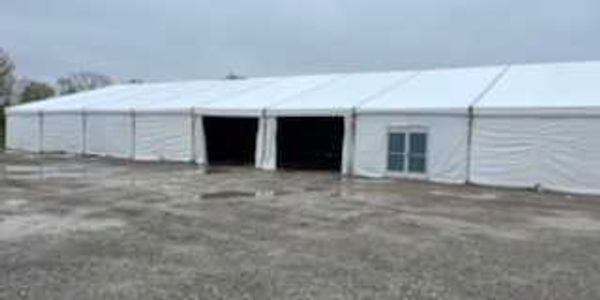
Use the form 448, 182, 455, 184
277, 117, 344, 171
203, 116, 258, 165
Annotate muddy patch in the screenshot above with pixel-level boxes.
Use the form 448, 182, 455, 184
0, 211, 125, 241
201, 189, 291, 200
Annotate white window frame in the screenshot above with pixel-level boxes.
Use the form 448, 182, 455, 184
385, 126, 429, 179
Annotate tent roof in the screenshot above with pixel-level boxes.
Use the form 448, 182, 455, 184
7, 61, 600, 116
359, 66, 505, 114
7, 85, 140, 113
201, 74, 338, 116
135, 77, 277, 112
476, 61, 600, 115
84, 81, 219, 112
268, 71, 416, 116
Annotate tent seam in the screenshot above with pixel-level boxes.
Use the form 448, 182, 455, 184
355, 71, 422, 109
264, 74, 349, 112
469, 65, 511, 108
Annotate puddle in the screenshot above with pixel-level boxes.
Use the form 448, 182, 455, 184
201, 189, 291, 200
430, 189, 499, 200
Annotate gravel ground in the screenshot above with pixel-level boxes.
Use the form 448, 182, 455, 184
1, 152, 600, 299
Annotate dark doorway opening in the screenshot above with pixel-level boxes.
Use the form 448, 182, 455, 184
203, 116, 258, 165
277, 117, 344, 171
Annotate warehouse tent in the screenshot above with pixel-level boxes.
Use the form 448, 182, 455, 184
83, 82, 218, 158
6, 85, 144, 153
356, 66, 506, 183
130, 78, 276, 163
200, 74, 338, 169
269, 71, 416, 173
472, 61, 600, 194
6, 60, 600, 195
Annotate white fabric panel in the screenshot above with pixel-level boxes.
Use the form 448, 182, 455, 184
255, 117, 277, 170
85, 82, 216, 112
539, 118, 600, 194
42, 113, 83, 153
354, 114, 469, 183
134, 113, 192, 162
139, 79, 275, 112
472, 116, 600, 194
470, 117, 540, 188
270, 72, 415, 116
341, 115, 353, 175
6, 114, 40, 152
254, 117, 266, 168
7, 85, 136, 113
360, 66, 504, 111
86, 113, 133, 158
478, 61, 600, 110
193, 114, 207, 165
203, 75, 337, 116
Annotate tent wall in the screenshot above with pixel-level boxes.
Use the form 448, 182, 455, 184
471, 115, 600, 194
6, 113, 41, 152
42, 112, 83, 153
341, 115, 354, 175
255, 116, 277, 170
353, 113, 469, 183
134, 112, 193, 162
85, 112, 133, 158
193, 114, 206, 165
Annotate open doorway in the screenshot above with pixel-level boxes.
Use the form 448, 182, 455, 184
203, 116, 258, 165
277, 116, 344, 171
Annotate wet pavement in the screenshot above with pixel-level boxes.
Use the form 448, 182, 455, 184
1, 152, 600, 299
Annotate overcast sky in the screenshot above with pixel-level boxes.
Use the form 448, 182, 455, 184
2, 0, 600, 82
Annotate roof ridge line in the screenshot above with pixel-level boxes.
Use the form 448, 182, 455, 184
355, 71, 422, 109
469, 65, 511, 108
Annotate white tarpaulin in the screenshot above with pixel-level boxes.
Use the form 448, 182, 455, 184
255, 116, 278, 170
6, 113, 40, 152
41, 112, 83, 153
134, 112, 193, 162
85, 112, 133, 158
472, 62, 600, 194
356, 66, 505, 183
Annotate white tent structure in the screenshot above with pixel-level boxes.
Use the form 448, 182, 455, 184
5, 61, 600, 195
200, 74, 338, 170
471, 61, 600, 194
268, 71, 416, 174
354, 66, 506, 183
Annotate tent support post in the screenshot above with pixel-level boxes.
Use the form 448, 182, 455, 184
345, 109, 357, 177
348, 108, 357, 176
259, 109, 267, 169
81, 110, 87, 155
130, 109, 136, 160
190, 108, 196, 164
466, 106, 474, 184
38, 110, 44, 154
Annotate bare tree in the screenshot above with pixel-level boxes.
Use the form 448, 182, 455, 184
0, 48, 16, 106
20, 81, 55, 103
57, 72, 113, 95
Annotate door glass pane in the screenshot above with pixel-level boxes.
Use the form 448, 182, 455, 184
409, 133, 426, 154
408, 155, 426, 173
388, 133, 405, 153
388, 154, 404, 171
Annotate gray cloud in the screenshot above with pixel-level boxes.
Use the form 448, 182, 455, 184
2, 0, 600, 82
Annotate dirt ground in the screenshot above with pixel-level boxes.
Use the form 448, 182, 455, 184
1, 152, 600, 299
